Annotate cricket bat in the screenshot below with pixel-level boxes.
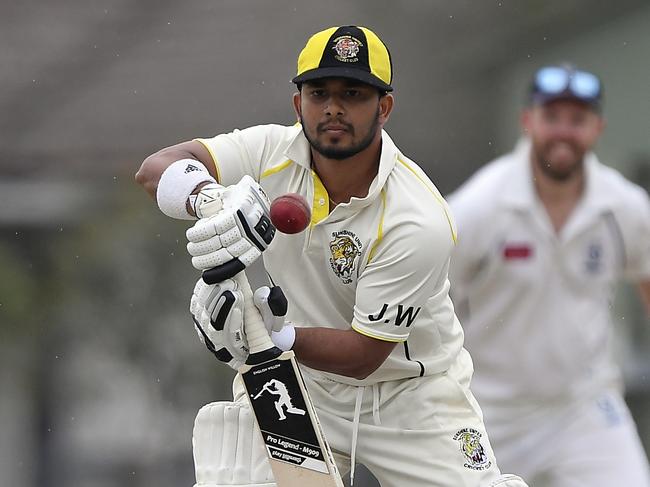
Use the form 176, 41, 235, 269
235, 273, 343, 486
200, 195, 343, 486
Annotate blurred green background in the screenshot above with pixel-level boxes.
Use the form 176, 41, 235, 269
1, 1, 649, 485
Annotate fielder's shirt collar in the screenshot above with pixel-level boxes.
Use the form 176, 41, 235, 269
501, 137, 618, 213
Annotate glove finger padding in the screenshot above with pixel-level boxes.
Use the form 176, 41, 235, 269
253, 285, 288, 333
222, 175, 275, 249
190, 278, 248, 370
253, 285, 295, 351
186, 175, 275, 281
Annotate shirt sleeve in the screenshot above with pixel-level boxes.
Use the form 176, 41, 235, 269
622, 188, 650, 281
351, 207, 455, 342
194, 125, 281, 185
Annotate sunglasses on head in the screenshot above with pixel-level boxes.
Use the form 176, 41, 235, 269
532, 66, 602, 104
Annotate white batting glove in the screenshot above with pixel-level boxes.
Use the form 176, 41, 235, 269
253, 285, 295, 351
192, 182, 227, 219
253, 286, 288, 333
186, 175, 276, 283
190, 277, 248, 370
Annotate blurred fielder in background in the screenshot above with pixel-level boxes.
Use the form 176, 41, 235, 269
136, 25, 527, 487
448, 64, 650, 487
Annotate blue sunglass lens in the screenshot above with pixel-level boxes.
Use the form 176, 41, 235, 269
536, 67, 568, 94
571, 71, 600, 98
535, 66, 600, 102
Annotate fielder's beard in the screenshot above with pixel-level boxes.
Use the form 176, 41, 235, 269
301, 108, 380, 160
531, 140, 586, 182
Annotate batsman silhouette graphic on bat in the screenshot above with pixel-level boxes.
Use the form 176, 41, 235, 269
253, 378, 307, 421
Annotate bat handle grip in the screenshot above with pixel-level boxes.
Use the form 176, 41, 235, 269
234, 273, 283, 364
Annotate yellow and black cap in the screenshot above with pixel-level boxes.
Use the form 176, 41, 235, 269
292, 26, 393, 92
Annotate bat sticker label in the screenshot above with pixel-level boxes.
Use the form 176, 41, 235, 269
243, 358, 329, 473
252, 378, 306, 420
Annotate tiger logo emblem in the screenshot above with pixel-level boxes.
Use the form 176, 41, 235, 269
332, 35, 361, 63
329, 232, 361, 284
453, 428, 491, 471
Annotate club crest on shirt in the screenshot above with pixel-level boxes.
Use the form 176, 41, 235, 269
332, 35, 362, 63
453, 428, 491, 471
329, 231, 362, 284
585, 242, 603, 274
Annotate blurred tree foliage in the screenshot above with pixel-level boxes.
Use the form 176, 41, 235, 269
0, 238, 38, 338
1, 178, 237, 487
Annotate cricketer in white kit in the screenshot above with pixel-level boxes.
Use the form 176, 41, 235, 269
137, 25, 528, 487
448, 64, 650, 487
193, 122, 510, 486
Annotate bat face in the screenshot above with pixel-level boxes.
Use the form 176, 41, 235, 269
241, 351, 337, 477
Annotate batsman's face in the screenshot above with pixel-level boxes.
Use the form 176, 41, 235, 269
293, 78, 393, 160
522, 100, 604, 181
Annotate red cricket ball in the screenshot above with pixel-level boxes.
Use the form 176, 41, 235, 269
269, 193, 311, 234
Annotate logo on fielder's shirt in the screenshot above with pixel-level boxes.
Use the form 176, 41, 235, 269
453, 428, 491, 471
332, 35, 362, 63
585, 242, 603, 274
329, 231, 362, 284
502, 242, 533, 260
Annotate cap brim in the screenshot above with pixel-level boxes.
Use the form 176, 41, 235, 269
531, 93, 600, 110
292, 67, 393, 92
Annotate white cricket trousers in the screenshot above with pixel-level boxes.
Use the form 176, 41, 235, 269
236, 348, 510, 487
481, 389, 650, 487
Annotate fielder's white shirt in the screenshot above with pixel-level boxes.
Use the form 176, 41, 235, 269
448, 138, 650, 405
197, 124, 464, 385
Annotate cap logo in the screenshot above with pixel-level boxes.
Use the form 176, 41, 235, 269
332, 35, 362, 63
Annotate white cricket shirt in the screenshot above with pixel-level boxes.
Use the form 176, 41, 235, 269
197, 124, 464, 385
448, 138, 650, 405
